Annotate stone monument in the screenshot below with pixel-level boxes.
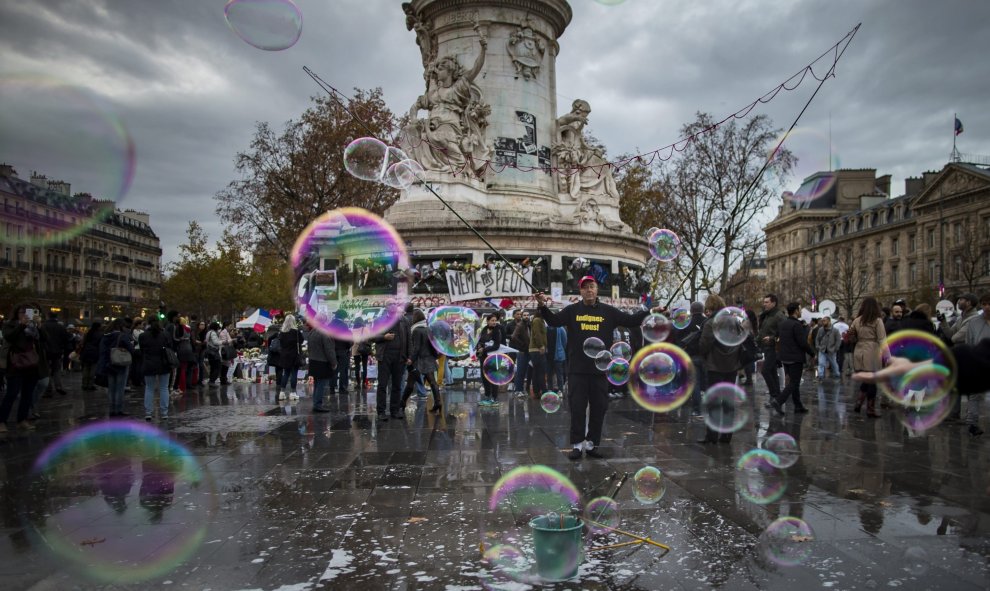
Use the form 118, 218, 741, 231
387, 0, 649, 308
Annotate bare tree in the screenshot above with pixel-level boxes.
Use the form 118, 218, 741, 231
828, 249, 873, 318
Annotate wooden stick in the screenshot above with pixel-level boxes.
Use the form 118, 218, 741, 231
587, 539, 643, 552
583, 518, 671, 551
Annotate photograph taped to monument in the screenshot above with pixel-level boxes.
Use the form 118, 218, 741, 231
353, 254, 402, 295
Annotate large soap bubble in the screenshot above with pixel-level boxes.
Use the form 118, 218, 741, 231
224, 0, 303, 51
427, 306, 480, 358
628, 343, 695, 413
711, 306, 749, 347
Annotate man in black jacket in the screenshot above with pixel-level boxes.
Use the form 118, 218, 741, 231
537, 276, 652, 460
372, 305, 410, 421
757, 294, 785, 404
41, 312, 69, 395
673, 301, 706, 416
771, 302, 814, 415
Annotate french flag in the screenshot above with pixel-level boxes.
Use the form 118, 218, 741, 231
955, 117, 964, 136
254, 308, 272, 333
485, 298, 513, 309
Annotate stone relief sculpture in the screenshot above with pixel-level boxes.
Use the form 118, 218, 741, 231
402, 24, 492, 177
402, 3, 436, 69
506, 18, 545, 80
553, 99, 620, 202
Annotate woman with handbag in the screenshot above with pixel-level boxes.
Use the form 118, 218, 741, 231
205, 322, 223, 386
139, 318, 171, 421
219, 322, 237, 385
1, 304, 43, 432
696, 295, 743, 444
97, 318, 135, 417
848, 297, 887, 418
404, 309, 443, 414
276, 314, 303, 400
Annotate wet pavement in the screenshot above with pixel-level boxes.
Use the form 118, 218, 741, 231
0, 370, 987, 590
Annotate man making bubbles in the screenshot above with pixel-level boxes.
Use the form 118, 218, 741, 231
536, 276, 653, 460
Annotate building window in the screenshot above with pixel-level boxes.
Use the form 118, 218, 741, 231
874, 269, 882, 289
927, 228, 935, 249
909, 234, 916, 252
928, 260, 937, 282
891, 265, 899, 288
891, 237, 899, 256
954, 255, 962, 280
874, 242, 881, 258
909, 262, 917, 284
954, 223, 962, 244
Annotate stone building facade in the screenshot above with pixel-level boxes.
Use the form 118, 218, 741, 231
764, 162, 990, 317
0, 164, 163, 321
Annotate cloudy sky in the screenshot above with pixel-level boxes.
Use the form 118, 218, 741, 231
1, 0, 987, 265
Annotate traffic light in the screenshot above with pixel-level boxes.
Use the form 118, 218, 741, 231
157, 302, 166, 321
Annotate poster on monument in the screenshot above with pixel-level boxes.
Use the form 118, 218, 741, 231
445, 267, 534, 302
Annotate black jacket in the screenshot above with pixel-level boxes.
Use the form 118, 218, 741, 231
276, 329, 303, 369
40, 318, 69, 356
138, 330, 170, 376
476, 325, 503, 362
898, 311, 935, 334
777, 316, 813, 363
373, 316, 410, 360
539, 300, 649, 375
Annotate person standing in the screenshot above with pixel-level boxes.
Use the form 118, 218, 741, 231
276, 315, 303, 400
944, 293, 981, 346
528, 308, 548, 397
476, 314, 504, 405
537, 276, 652, 460
848, 297, 887, 418
205, 322, 223, 386
675, 301, 707, 417
815, 317, 841, 381
757, 294, 786, 404
884, 302, 906, 336
329, 312, 353, 395
550, 325, 567, 393
0, 304, 43, 432
510, 311, 531, 396
960, 293, 990, 437
40, 312, 68, 396
900, 303, 935, 334
771, 302, 814, 415
351, 318, 371, 391
139, 319, 171, 422
98, 318, 135, 417
406, 309, 443, 414
833, 316, 850, 376
372, 305, 410, 421
697, 295, 742, 444
306, 321, 337, 413
80, 321, 103, 391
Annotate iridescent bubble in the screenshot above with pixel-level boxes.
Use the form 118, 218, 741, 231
670, 307, 691, 330
583, 337, 606, 359
760, 516, 815, 567
427, 306, 480, 358
712, 306, 748, 347
605, 358, 631, 386
540, 391, 562, 414
644, 226, 660, 239
24, 422, 216, 583
764, 433, 800, 469
483, 543, 528, 576
641, 313, 672, 343
735, 449, 787, 504
638, 351, 676, 387
609, 341, 632, 360
383, 158, 425, 189
648, 229, 681, 262
628, 343, 695, 413
291, 208, 409, 341
224, 0, 303, 51
878, 330, 957, 409
702, 383, 749, 434
343, 138, 408, 183
584, 496, 620, 534
898, 391, 956, 433
0, 75, 135, 247
771, 127, 840, 205
594, 350, 613, 371
483, 353, 516, 386
632, 466, 666, 504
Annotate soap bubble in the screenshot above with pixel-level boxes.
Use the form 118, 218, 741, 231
291, 208, 409, 341
383, 158, 425, 189
605, 358, 630, 386
878, 330, 956, 409
637, 351, 677, 387
711, 306, 748, 347
735, 449, 787, 504
632, 466, 666, 504
641, 313, 672, 343
648, 229, 681, 262
702, 383, 749, 434
628, 343, 695, 413
24, 422, 216, 583
584, 496, 620, 533
594, 350, 613, 371
770, 127, 839, 205
0, 75, 135, 247
902, 546, 928, 576
483, 353, 516, 386
609, 341, 631, 360
764, 433, 800, 469
343, 138, 407, 183
224, 0, 303, 51
540, 391, 562, 414
760, 516, 815, 566
898, 391, 956, 433
427, 306, 480, 358
670, 307, 691, 330
583, 337, 606, 359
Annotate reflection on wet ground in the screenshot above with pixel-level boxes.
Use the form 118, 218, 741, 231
0, 373, 987, 590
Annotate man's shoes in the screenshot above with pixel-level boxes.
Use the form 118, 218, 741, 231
377, 412, 389, 421
145, 415, 153, 422
585, 447, 605, 459
770, 400, 785, 416
969, 425, 984, 437
567, 448, 583, 460
313, 407, 330, 413
794, 406, 810, 414
277, 391, 286, 400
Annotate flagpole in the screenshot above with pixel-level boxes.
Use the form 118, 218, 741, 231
953, 112, 957, 155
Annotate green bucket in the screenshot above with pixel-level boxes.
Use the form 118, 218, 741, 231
529, 514, 584, 581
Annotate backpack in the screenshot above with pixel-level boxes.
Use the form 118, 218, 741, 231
269, 336, 281, 354
678, 323, 702, 356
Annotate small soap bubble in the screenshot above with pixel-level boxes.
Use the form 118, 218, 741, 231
770, 127, 839, 205
712, 306, 748, 347
224, 0, 303, 51
764, 433, 800, 468
609, 341, 631, 360
702, 383, 749, 434
641, 313, 672, 343
736, 449, 787, 504
902, 546, 928, 576
583, 336, 606, 359
540, 391, 562, 414
383, 158, 425, 189
632, 466, 666, 504
648, 229, 680, 262
594, 350, 613, 371
584, 496, 620, 533
483, 353, 516, 386
605, 358, 631, 386
670, 307, 691, 330
760, 516, 815, 566
878, 330, 957, 409
343, 138, 406, 183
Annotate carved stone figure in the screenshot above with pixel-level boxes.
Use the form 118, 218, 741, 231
506, 20, 545, 80
402, 3, 436, 70
402, 32, 492, 177
553, 99, 620, 202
